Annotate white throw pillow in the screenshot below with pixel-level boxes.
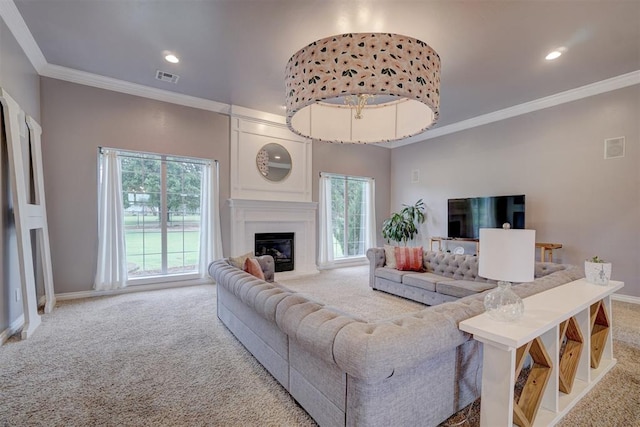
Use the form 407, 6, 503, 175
384, 244, 397, 269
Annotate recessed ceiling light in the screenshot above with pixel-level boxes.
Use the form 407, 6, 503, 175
545, 51, 561, 60
545, 48, 565, 61
165, 54, 179, 64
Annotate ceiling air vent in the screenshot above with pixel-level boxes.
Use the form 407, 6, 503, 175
155, 70, 180, 84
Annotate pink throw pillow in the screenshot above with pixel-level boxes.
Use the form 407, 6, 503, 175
394, 247, 423, 271
244, 257, 265, 280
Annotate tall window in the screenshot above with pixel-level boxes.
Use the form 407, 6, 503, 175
119, 151, 205, 279
96, 148, 219, 290
318, 173, 376, 266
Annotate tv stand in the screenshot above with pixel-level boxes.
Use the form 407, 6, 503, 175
429, 237, 479, 254
429, 237, 562, 261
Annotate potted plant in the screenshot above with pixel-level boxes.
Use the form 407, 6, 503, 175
382, 199, 426, 246
584, 256, 612, 285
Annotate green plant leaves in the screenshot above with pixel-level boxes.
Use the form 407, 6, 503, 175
381, 199, 426, 245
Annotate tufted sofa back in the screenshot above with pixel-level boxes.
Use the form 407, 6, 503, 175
210, 255, 584, 383
423, 251, 493, 283
422, 250, 568, 283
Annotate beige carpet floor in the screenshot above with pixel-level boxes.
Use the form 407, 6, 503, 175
1, 266, 638, 426
276, 266, 425, 321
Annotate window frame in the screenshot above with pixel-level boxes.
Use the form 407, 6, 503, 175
102, 148, 208, 284
326, 173, 372, 261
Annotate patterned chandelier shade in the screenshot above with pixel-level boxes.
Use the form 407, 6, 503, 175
285, 33, 440, 144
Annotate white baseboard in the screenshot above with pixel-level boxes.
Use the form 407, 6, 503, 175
55, 278, 214, 301
1, 314, 25, 345
612, 293, 640, 305
318, 258, 368, 271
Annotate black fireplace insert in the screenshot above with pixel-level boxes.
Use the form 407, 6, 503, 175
254, 232, 294, 272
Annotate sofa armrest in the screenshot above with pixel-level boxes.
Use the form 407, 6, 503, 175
366, 248, 386, 288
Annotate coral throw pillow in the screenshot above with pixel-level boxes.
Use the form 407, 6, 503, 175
394, 246, 423, 271
244, 257, 265, 280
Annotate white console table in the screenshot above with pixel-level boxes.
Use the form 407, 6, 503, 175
460, 278, 624, 427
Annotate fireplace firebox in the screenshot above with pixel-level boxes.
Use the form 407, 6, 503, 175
255, 233, 294, 272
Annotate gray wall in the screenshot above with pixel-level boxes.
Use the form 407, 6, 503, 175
0, 17, 40, 335
391, 86, 640, 298
40, 78, 230, 294
312, 141, 391, 247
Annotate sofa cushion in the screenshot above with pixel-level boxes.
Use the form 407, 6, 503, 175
375, 267, 410, 282
402, 273, 454, 292
436, 280, 497, 298
395, 246, 423, 271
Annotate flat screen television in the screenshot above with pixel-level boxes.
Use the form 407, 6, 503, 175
448, 195, 525, 239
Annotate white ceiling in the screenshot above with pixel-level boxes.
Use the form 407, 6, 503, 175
10, 0, 640, 134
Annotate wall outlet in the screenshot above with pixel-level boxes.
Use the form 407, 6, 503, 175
15, 288, 21, 302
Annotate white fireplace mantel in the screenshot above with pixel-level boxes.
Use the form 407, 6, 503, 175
228, 199, 319, 277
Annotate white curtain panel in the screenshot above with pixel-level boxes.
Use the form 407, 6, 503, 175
94, 150, 127, 290
364, 177, 377, 251
317, 174, 334, 267
199, 160, 224, 278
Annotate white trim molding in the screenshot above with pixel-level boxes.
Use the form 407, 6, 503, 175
387, 70, 640, 148
1, 314, 25, 345
55, 278, 214, 301
40, 64, 231, 114
229, 105, 287, 127
0, 0, 47, 72
612, 293, 640, 305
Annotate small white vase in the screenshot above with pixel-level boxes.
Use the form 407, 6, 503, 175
584, 261, 611, 285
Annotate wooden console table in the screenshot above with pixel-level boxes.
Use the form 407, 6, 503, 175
429, 237, 562, 261
537, 242, 563, 262
460, 278, 623, 426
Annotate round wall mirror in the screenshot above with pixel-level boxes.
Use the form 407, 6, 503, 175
256, 143, 292, 182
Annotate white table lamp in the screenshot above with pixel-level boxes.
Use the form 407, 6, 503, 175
479, 225, 536, 321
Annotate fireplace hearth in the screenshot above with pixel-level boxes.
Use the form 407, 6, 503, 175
255, 233, 294, 272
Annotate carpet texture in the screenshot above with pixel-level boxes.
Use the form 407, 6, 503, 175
1, 285, 315, 427
276, 266, 425, 321
1, 267, 638, 426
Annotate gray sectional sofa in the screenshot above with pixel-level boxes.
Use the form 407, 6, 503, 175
367, 248, 568, 305
208, 252, 582, 427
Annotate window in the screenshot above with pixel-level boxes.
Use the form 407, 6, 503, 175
119, 151, 206, 279
318, 173, 376, 266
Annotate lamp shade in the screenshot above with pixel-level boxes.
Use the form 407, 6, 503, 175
479, 228, 535, 283
285, 33, 440, 144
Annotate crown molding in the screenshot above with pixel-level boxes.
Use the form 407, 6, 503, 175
229, 105, 287, 126
388, 70, 640, 148
0, 0, 46, 72
41, 64, 231, 114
